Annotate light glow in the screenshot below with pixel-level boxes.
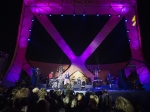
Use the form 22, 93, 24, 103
132, 15, 136, 26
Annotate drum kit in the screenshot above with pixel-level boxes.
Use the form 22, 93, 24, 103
50, 78, 64, 89
92, 79, 103, 88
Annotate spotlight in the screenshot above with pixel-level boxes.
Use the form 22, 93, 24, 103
83, 14, 85, 16
61, 14, 63, 16
49, 14, 52, 16
125, 19, 127, 22
32, 19, 34, 22
97, 14, 99, 16
127, 30, 129, 32
128, 39, 131, 42
29, 29, 32, 32
109, 14, 111, 16
28, 39, 30, 41
118, 14, 121, 17
73, 14, 75, 16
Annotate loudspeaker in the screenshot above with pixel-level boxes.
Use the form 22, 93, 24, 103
111, 84, 119, 90
86, 78, 92, 84
118, 69, 127, 89
123, 82, 130, 89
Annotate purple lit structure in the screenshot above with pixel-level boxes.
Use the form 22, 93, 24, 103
3, 0, 150, 86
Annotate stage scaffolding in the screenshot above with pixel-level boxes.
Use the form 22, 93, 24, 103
124, 58, 150, 83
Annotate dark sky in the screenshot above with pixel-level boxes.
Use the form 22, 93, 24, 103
0, 0, 150, 76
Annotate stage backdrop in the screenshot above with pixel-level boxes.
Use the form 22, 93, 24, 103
28, 60, 127, 82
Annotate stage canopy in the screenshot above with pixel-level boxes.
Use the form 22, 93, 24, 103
2, 0, 150, 86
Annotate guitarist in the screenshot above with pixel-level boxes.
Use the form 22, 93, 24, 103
107, 73, 113, 89
64, 71, 70, 85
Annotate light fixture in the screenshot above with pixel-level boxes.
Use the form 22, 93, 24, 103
61, 14, 63, 16
73, 14, 75, 16
127, 30, 129, 32
28, 38, 30, 41
128, 39, 131, 42
125, 19, 127, 22
32, 19, 34, 22
109, 14, 111, 16
118, 14, 120, 17
83, 14, 85, 16
49, 14, 52, 16
97, 14, 99, 16
29, 29, 31, 32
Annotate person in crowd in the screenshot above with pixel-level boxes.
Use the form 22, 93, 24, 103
101, 89, 112, 112
62, 94, 78, 112
29, 87, 39, 112
12, 88, 30, 112
0, 87, 7, 111
76, 93, 86, 112
114, 96, 134, 112
35, 88, 50, 112
30, 87, 39, 102
35, 100, 50, 112
85, 94, 102, 112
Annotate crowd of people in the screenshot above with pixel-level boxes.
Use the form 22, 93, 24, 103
0, 83, 146, 112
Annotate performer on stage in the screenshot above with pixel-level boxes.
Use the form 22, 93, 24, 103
31, 68, 40, 87
57, 74, 64, 88
64, 71, 70, 85
57, 65, 64, 78
107, 73, 113, 89
77, 77, 81, 85
92, 66, 100, 81
48, 71, 54, 87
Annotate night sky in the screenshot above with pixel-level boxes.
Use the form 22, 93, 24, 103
0, 0, 150, 76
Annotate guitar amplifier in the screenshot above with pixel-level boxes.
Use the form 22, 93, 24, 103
85, 85, 93, 89
74, 84, 81, 89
